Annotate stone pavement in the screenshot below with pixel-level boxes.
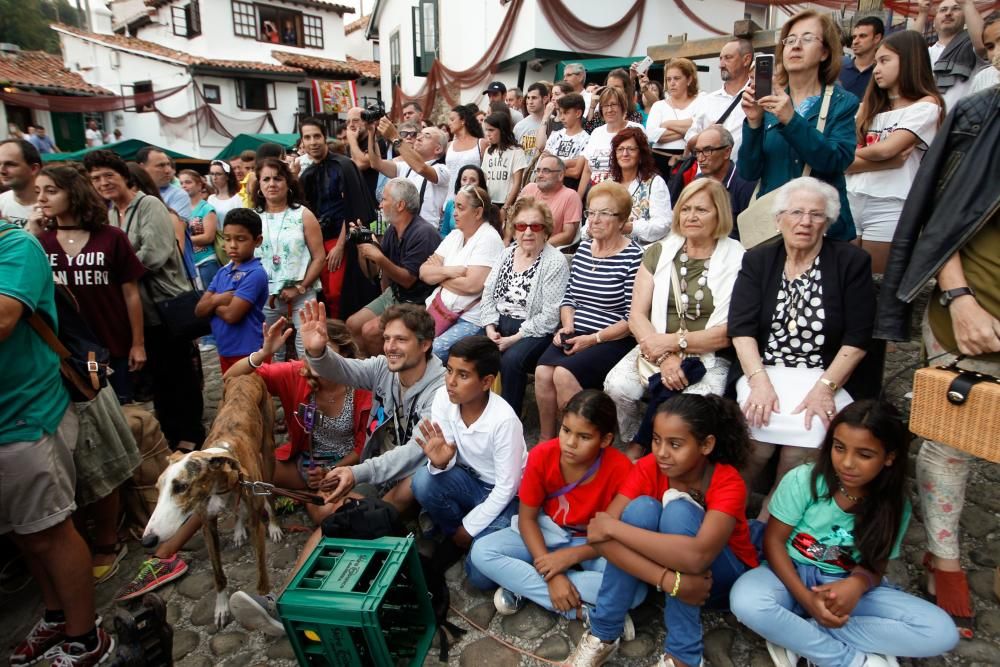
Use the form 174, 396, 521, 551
2, 336, 999, 666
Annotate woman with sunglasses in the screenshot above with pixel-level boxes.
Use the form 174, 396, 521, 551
535, 181, 642, 441
609, 126, 671, 244
481, 198, 570, 416
224, 316, 371, 524
207, 159, 242, 226
740, 9, 860, 241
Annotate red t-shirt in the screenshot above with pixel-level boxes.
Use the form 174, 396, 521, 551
40, 225, 146, 358
518, 438, 634, 532
254, 360, 372, 461
619, 455, 759, 568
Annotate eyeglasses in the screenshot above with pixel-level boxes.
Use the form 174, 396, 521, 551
614, 146, 639, 154
693, 145, 727, 158
585, 209, 619, 220
781, 209, 827, 223
602, 102, 621, 110
535, 167, 563, 175
781, 33, 821, 47
566, 70, 584, 77
514, 223, 545, 232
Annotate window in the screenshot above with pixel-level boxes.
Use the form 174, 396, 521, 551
302, 14, 323, 48
232, 0, 257, 38
297, 87, 313, 115
133, 81, 154, 113
235, 80, 276, 111
172, 1, 202, 38
390, 30, 400, 83
372, 40, 380, 62
203, 84, 221, 104
411, 0, 437, 77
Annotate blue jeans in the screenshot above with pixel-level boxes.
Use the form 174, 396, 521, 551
432, 318, 483, 362
589, 496, 750, 666
496, 314, 550, 416
730, 563, 958, 667
410, 464, 517, 590
469, 515, 646, 618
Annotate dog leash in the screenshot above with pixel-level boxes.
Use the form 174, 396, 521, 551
237, 474, 326, 506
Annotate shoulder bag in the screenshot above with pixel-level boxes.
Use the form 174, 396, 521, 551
737, 86, 833, 249
637, 260, 688, 386
151, 238, 212, 340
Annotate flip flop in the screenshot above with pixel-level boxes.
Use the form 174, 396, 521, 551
93, 543, 128, 584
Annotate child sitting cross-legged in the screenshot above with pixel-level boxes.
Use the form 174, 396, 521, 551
730, 400, 958, 667
470, 390, 643, 627
567, 393, 759, 667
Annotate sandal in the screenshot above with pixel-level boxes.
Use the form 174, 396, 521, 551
93, 543, 128, 584
922, 552, 974, 639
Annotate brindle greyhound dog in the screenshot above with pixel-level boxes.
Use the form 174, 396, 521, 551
142, 374, 283, 627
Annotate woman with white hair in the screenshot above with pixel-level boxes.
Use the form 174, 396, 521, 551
727, 177, 876, 517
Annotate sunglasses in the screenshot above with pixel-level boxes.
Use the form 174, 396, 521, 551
399, 130, 417, 139
514, 223, 545, 232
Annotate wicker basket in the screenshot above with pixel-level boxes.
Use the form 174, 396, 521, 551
909, 365, 1000, 463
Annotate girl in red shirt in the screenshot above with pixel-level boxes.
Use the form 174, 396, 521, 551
225, 316, 371, 524
566, 394, 757, 667
469, 390, 642, 623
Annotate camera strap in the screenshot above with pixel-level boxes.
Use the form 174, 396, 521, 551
406, 157, 446, 214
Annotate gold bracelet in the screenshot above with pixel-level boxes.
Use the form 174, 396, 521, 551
669, 571, 681, 597
747, 367, 766, 381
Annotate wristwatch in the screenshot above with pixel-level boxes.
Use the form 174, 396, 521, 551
678, 332, 688, 351
391, 138, 403, 150
939, 287, 976, 308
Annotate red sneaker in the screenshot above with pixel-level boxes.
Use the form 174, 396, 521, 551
10, 617, 66, 666
44, 628, 115, 667
114, 555, 188, 601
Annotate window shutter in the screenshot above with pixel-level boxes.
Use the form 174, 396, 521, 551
188, 1, 202, 36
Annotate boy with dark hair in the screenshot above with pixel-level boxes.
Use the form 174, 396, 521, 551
194, 209, 268, 373
544, 93, 590, 186
410, 335, 527, 588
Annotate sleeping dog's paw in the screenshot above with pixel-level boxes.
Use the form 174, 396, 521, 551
267, 522, 284, 543
214, 591, 231, 628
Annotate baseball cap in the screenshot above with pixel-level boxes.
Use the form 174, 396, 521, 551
483, 81, 507, 95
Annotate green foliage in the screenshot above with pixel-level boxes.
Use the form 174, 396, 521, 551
0, 0, 82, 54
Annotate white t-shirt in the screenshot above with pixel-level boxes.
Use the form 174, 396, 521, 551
0, 190, 35, 230
581, 121, 644, 185
513, 115, 544, 159
85, 128, 102, 147
846, 101, 942, 200
427, 223, 505, 324
684, 87, 746, 158
646, 95, 705, 149
482, 146, 528, 204
971, 66, 1000, 95
207, 193, 244, 225
544, 128, 590, 159
403, 160, 450, 226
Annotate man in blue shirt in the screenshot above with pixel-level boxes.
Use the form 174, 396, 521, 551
136, 146, 192, 221
839, 16, 884, 100
27, 125, 59, 154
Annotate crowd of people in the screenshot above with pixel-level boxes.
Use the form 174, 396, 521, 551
0, 3, 998, 666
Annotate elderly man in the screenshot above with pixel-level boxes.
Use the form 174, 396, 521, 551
515, 154, 581, 247
344, 106, 388, 199
693, 125, 756, 227
840, 16, 884, 100
369, 119, 450, 228
137, 146, 191, 220
913, 0, 987, 110
345, 178, 441, 356
505, 87, 524, 114
563, 62, 592, 115
685, 38, 753, 158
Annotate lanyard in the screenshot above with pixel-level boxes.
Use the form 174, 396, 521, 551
545, 451, 604, 501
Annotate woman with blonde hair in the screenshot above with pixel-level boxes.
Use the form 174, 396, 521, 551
605, 178, 745, 459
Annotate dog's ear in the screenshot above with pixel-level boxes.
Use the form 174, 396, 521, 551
168, 451, 187, 464
208, 454, 239, 470
209, 455, 242, 488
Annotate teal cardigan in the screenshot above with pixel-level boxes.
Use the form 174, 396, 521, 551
737, 85, 860, 241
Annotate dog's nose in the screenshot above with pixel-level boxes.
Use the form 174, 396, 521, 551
141, 533, 160, 549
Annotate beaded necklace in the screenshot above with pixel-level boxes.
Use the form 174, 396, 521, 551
678, 243, 711, 320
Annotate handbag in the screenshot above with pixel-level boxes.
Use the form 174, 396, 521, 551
320, 497, 403, 540
152, 240, 212, 340
427, 289, 479, 337
637, 261, 687, 387
737, 85, 833, 249
909, 357, 1000, 462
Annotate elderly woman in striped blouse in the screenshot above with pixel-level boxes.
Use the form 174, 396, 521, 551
534, 181, 643, 441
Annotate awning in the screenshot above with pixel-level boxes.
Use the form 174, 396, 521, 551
41, 138, 202, 164
213, 133, 301, 161
554, 56, 647, 81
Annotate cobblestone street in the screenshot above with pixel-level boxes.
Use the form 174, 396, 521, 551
2, 333, 999, 666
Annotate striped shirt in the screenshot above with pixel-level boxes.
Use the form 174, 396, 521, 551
561, 238, 642, 333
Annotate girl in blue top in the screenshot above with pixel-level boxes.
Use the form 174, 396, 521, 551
731, 400, 958, 667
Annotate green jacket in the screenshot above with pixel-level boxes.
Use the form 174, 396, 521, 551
738, 85, 860, 241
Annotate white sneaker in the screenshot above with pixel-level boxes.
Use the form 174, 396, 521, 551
229, 591, 285, 637
565, 632, 618, 667
579, 607, 636, 642
766, 640, 798, 667
493, 587, 524, 616
862, 655, 899, 667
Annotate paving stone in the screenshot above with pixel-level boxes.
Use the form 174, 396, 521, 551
271, 545, 299, 569
534, 634, 571, 661
954, 638, 1000, 662
227, 562, 261, 587
703, 627, 735, 667
499, 602, 556, 640
166, 601, 181, 625
975, 609, 1000, 635
464, 601, 496, 629
970, 540, 1000, 568
180, 533, 205, 552
176, 656, 213, 667
968, 569, 997, 601
903, 519, 926, 546
567, 619, 587, 645
177, 572, 216, 599
750, 650, 775, 667
210, 631, 247, 656
960, 506, 999, 539
266, 638, 297, 660
172, 629, 200, 660
458, 637, 520, 667
619, 632, 658, 658
189, 593, 220, 627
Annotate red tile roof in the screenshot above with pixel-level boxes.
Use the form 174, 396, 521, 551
0, 49, 112, 95
345, 14, 371, 35
347, 56, 380, 80
271, 50, 360, 77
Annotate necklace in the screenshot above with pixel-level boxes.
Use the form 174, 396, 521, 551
264, 209, 290, 267
838, 483, 865, 503
57, 226, 86, 244
678, 243, 711, 320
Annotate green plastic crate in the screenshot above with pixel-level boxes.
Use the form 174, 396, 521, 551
277, 535, 436, 667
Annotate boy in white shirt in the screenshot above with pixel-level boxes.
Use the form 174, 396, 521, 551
543, 93, 590, 188
412, 335, 527, 588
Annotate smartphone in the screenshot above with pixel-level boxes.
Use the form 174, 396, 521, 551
561, 331, 576, 352
754, 54, 774, 100
635, 55, 653, 76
